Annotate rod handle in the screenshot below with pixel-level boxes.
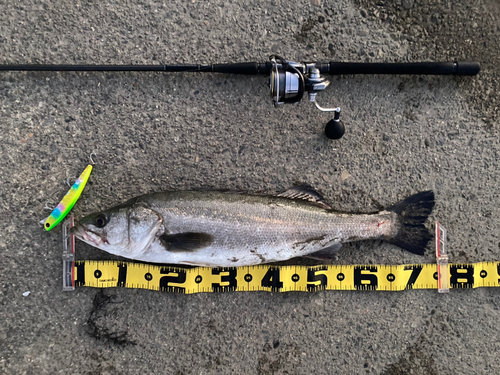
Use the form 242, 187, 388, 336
328, 61, 480, 76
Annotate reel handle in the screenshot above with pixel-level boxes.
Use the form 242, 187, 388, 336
328, 61, 480, 76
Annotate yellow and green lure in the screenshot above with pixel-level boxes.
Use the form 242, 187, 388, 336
44, 164, 93, 231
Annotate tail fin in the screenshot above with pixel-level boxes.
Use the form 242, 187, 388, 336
386, 191, 435, 255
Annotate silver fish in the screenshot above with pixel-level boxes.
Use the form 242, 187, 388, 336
71, 186, 434, 267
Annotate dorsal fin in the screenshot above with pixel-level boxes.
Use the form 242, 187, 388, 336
277, 185, 332, 210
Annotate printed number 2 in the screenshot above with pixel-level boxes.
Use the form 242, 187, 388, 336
159, 268, 187, 293
261, 268, 283, 291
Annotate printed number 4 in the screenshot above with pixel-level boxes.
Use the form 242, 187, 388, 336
261, 268, 283, 291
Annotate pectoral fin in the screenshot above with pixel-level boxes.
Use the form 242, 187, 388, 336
160, 232, 214, 252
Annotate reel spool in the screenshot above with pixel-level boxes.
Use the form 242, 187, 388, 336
269, 55, 344, 139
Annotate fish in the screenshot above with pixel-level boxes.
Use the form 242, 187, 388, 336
70, 186, 435, 267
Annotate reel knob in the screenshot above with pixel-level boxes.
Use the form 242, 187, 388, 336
324, 109, 344, 139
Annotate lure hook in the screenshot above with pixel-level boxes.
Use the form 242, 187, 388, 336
89, 152, 97, 165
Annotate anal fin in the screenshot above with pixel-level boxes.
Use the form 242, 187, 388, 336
303, 243, 342, 261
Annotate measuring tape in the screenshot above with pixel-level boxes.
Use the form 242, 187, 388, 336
69, 260, 499, 293
62, 218, 498, 293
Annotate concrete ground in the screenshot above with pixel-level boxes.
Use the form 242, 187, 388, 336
1, 0, 499, 374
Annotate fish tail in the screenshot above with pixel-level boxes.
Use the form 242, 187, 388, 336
386, 191, 435, 255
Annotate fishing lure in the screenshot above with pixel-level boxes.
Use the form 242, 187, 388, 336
44, 164, 93, 231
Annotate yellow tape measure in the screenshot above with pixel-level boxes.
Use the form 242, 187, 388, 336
70, 260, 499, 293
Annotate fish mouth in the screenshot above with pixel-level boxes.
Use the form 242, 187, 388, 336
70, 224, 109, 247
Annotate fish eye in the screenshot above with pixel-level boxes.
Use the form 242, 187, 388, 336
94, 214, 107, 228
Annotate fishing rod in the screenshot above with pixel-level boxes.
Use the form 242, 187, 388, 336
1, 55, 480, 139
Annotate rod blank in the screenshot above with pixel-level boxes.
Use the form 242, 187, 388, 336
0, 61, 480, 76
0, 62, 273, 74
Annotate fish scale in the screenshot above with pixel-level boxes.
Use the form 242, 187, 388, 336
129, 191, 394, 266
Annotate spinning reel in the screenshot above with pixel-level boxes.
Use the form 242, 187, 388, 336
0, 55, 480, 139
269, 55, 343, 139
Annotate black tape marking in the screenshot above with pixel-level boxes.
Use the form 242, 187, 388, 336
212, 268, 237, 292
159, 267, 187, 293
75, 262, 86, 286
117, 263, 127, 287
404, 265, 423, 290
354, 266, 378, 290
261, 268, 283, 292
307, 267, 328, 291
450, 264, 474, 288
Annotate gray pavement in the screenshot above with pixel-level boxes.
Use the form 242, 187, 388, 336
1, 0, 499, 374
